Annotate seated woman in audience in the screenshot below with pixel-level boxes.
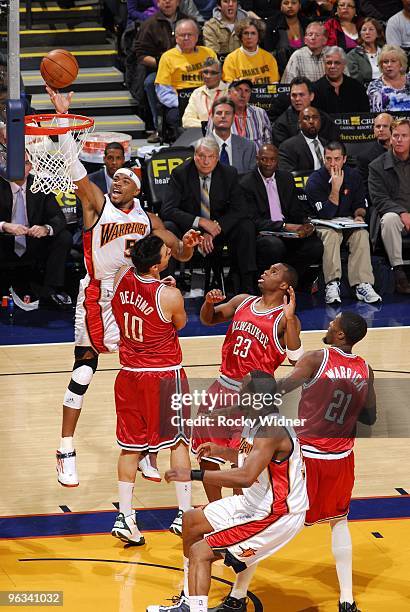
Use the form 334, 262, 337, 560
367, 44, 410, 112
182, 58, 229, 127
324, 0, 363, 51
222, 17, 280, 84
264, 0, 310, 74
347, 18, 385, 84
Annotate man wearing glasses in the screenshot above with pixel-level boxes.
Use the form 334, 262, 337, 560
312, 46, 370, 113
182, 58, 229, 127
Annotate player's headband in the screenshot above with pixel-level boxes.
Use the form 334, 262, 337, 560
113, 168, 141, 190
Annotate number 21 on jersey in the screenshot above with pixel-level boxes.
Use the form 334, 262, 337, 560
123, 312, 144, 342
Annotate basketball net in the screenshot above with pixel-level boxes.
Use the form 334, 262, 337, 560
24, 113, 94, 194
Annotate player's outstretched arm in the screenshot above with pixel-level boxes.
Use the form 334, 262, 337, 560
200, 291, 250, 326
45, 86, 104, 226
149, 214, 202, 261
358, 365, 377, 426
196, 442, 239, 464
277, 350, 324, 395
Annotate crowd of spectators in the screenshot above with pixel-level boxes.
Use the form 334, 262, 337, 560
2, 0, 410, 308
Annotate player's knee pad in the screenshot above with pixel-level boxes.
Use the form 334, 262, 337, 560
63, 349, 99, 410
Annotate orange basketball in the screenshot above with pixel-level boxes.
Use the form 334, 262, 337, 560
40, 49, 79, 89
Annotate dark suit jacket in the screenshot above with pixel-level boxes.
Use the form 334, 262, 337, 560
0, 175, 66, 235
239, 168, 309, 232
279, 133, 328, 173
356, 141, 386, 198
272, 106, 340, 147
161, 158, 248, 235
88, 168, 108, 193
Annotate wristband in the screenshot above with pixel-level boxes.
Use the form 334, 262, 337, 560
286, 345, 304, 361
190, 469, 204, 481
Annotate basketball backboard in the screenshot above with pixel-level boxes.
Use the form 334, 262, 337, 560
0, 0, 25, 181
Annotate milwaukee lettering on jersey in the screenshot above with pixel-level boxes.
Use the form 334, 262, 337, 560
119, 291, 154, 315
231, 320, 269, 349
100, 221, 148, 247
325, 366, 367, 391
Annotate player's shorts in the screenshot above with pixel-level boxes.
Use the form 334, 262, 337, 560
115, 366, 190, 452
204, 495, 305, 571
75, 275, 119, 353
191, 376, 243, 465
302, 447, 355, 526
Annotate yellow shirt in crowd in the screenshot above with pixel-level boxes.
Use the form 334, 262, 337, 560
222, 47, 279, 85
155, 46, 217, 91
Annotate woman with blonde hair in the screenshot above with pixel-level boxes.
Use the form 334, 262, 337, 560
347, 17, 385, 84
367, 44, 410, 112
222, 17, 279, 84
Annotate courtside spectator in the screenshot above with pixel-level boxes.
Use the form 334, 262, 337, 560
89, 143, 125, 193
368, 118, 410, 294
264, 0, 310, 74
312, 46, 370, 113
367, 45, 410, 112
155, 19, 217, 136
240, 143, 323, 280
203, 0, 248, 54
347, 18, 385, 84
324, 0, 362, 51
222, 17, 279, 84
386, 0, 410, 47
182, 58, 228, 127
273, 77, 340, 146
305, 141, 381, 305
210, 96, 257, 173
279, 106, 326, 172
281, 21, 329, 84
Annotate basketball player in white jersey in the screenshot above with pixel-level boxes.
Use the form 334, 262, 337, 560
147, 372, 308, 612
46, 87, 201, 491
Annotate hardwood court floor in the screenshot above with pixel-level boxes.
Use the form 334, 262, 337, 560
0, 329, 409, 611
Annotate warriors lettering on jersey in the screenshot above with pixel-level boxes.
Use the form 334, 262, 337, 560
100, 221, 148, 247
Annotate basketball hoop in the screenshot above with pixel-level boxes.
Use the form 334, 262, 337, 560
24, 113, 94, 194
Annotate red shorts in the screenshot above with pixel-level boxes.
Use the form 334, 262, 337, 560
304, 451, 355, 525
191, 379, 243, 465
115, 367, 190, 452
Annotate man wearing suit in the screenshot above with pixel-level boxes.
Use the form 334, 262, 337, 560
210, 97, 257, 174
0, 155, 72, 308
279, 106, 326, 173
88, 142, 125, 194
240, 144, 323, 280
161, 135, 256, 292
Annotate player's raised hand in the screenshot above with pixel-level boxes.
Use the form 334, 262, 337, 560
165, 468, 192, 482
161, 275, 177, 287
45, 85, 73, 114
182, 229, 203, 248
283, 286, 296, 319
205, 289, 226, 304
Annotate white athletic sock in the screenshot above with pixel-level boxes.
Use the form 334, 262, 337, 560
174, 481, 192, 512
60, 437, 74, 453
118, 481, 134, 517
183, 556, 189, 598
230, 564, 257, 600
331, 519, 353, 604
189, 595, 208, 612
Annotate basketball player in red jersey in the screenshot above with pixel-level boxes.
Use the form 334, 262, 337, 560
46, 87, 201, 490
109, 234, 193, 544
278, 311, 377, 612
192, 262, 303, 501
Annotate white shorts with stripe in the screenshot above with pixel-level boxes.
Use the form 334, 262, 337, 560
204, 495, 305, 568
74, 274, 119, 353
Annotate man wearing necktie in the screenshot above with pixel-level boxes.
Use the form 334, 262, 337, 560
162, 135, 257, 293
0, 155, 72, 307
278, 107, 327, 173
240, 144, 324, 284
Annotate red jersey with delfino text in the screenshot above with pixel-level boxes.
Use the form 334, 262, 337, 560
112, 267, 182, 369
297, 347, 369, 454
221, 296, 286, 380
